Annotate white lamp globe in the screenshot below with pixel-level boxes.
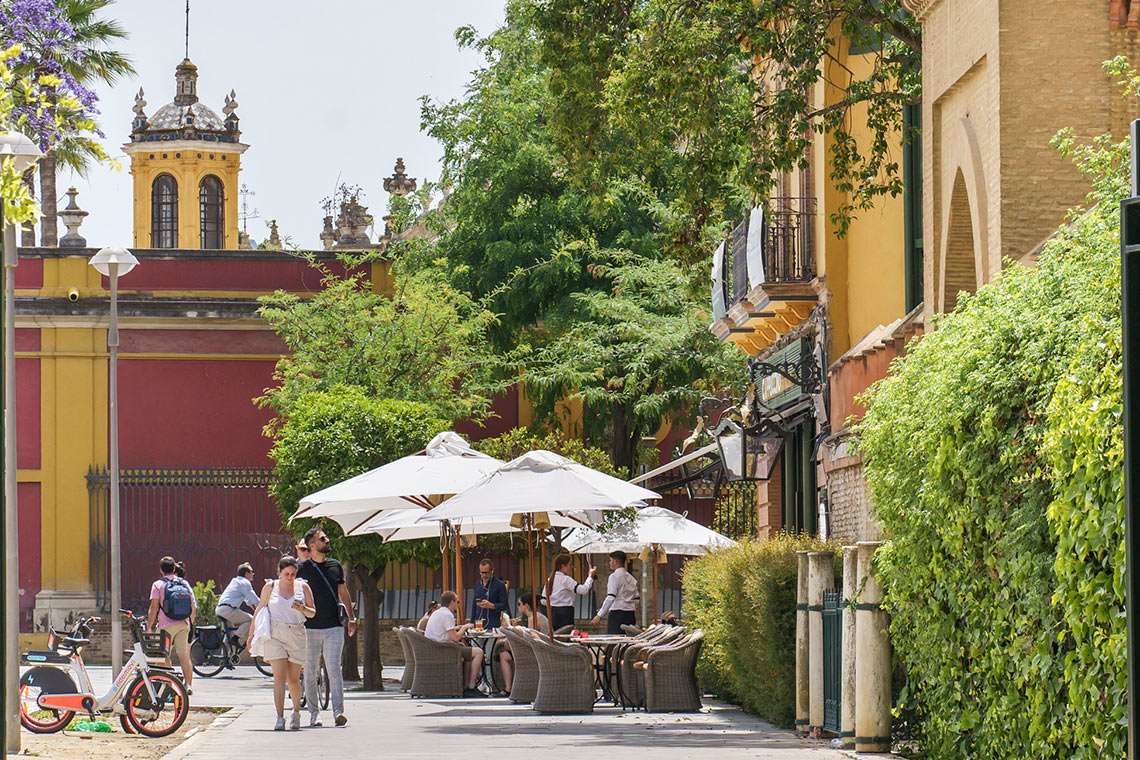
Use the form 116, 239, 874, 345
88, 246, 139, 278
0, 131, 43, 174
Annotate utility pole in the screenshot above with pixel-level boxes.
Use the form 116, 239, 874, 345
1121, 117, 1140, 760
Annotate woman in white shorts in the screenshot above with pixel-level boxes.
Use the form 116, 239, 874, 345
249, 555, 315, 730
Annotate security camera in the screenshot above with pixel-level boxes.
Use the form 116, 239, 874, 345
67, 287, 80, 303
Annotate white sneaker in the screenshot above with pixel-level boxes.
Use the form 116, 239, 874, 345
289, 712, 301, 731
274, 716, 285, 731
309, 713, 322, 727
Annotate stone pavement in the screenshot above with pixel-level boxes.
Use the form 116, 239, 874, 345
81, 666, 849, 760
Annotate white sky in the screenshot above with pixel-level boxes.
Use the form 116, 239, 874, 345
67, 0, 506, 249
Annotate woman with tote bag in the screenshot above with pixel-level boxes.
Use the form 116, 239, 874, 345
248, 556, 316, 730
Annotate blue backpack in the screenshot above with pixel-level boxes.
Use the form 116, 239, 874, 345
161, 577, 194, 621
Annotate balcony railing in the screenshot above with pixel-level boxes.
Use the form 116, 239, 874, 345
713, 197, 817, 319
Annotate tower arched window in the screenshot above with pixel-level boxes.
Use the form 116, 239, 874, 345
199, 175, 224, 249
150, 174, 178, 248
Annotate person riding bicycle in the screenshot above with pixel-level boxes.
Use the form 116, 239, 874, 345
215, 562, 260, 647
147, 556, 196, 694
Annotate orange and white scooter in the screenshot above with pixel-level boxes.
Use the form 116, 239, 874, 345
19, 610, 189, 737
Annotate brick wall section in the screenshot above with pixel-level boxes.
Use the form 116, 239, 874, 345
825, 456, 884, 545
914, 0, 1140, 320
757, 459, 783, 537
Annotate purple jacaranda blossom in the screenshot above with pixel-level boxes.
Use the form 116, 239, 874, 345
0, 0, 100, 150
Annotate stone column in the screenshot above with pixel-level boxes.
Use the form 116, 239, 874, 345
855, 541, 891, 753
841, 546, 858, 748
807, 551, 834, 734
794, 551, 810, 733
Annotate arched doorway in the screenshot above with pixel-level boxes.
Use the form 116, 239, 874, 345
943, 170, 977, 311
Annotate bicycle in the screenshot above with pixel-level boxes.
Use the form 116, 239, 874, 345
19, 610, 190, 737
190, 619, 273, 677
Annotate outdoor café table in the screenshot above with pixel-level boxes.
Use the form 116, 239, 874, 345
557, 634, 630, 705
463, 629, 505, 694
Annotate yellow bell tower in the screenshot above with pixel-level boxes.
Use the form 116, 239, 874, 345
122, 58, 247, 250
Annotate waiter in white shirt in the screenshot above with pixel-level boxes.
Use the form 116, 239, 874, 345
214, 562, 261, 646
542, 553, 596, 631
590, 551, 640, 634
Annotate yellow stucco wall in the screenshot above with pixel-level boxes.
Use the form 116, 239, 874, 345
815, 35, 908, 358
36, 258, 109, 592
127, 143, 243, 250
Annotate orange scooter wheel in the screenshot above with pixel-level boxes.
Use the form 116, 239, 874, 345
125, 671, 189, 738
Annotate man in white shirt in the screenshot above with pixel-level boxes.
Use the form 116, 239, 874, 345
215, 562, 260, 646
541, 554, 596, 631
590, 551, 640, 634
424, 591, 485, 697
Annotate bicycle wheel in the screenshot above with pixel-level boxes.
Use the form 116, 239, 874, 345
254, 656, 273, 676
191, 640, 226, 678
319, 660, 330, 710
18, 667, 76, 734
125, 671, 189, 738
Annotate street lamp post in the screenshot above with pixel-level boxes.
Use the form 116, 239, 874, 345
1, 130, 43, 756
1123, 118, 1140, 760
88, 246, 138, 678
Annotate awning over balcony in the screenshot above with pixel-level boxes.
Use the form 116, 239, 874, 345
630, 442, 719, 485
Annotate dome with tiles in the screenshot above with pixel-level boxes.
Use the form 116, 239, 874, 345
130, 58, 240, 144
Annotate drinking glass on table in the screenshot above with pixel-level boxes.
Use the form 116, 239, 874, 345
475, 618, 485, 632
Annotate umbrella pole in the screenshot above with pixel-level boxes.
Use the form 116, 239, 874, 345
454, 528, 464, 624
441, 525, 450, 594
526, 520, 538, 634
651, 547, 659, 625
541, 526, 555, 640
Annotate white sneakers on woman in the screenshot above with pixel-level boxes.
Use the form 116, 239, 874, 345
274, 711, 301, 731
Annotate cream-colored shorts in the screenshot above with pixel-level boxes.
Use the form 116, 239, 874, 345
161, 621, 191, 655
262, 622, 307, 666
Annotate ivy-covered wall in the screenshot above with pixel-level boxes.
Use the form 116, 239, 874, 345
857, 129, 1128, 758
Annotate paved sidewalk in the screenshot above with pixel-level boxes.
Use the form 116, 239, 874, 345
104, 666, 849, 760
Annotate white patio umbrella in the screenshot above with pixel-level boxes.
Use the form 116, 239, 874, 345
419, 450, 661, 636
292, 431, 503, 533
291, 431, 504, 614
564, 506, 735, 623
563, 506, 735, 556
355, 505, 582, 542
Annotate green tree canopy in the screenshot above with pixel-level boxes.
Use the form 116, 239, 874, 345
532, 0, 921, 241
257, 260, 503, 427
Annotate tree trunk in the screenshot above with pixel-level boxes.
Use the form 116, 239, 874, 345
20, 168, 35, 247
38, 156, 57, 247
342, 566, 361, 683
361, 568, 384, 691
608, 405, 640, 475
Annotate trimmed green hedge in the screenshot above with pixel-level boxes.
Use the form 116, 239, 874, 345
857, 129, 1128, 758
682, 534, 840, 727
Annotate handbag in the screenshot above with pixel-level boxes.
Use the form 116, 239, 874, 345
249, 605, 271, 658
310, 561, 349, 627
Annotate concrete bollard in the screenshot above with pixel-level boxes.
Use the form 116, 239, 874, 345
795, 551, 810, 733
855, 541, 891, 753
841, 546, 858, 748
807, 551, 834, 734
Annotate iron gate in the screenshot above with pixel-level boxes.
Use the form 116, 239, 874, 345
822, 588, 843, 733
87, 466, 291, 611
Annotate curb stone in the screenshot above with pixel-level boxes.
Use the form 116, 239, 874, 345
160, 706, 248, 760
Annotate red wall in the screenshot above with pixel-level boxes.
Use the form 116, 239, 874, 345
112, 258, 354, 293
16, 328, 40, 468
119, 359, 278, 467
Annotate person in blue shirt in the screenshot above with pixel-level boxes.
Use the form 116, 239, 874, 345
471, 559, 509, 629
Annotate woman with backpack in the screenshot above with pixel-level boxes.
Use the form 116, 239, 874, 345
248, 555, 316, 731
147, 556, 197, 694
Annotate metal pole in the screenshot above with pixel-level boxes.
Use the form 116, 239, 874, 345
108, 263, 122, 676
3, 218, 17, 756
1123, 117, 1140, 760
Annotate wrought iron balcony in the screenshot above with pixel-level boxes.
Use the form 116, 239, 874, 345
712, 197, 817, 319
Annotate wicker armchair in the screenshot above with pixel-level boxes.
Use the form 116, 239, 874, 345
529, 632, 595, 714
406, 630, 465, 698
642, 630, 704, 713
395, 627, 416, 692
501, 627, 540, 704
617, 625, 687, 708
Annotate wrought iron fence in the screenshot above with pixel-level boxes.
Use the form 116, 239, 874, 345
712, 481, 758, 540
87, 466, 289, 612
